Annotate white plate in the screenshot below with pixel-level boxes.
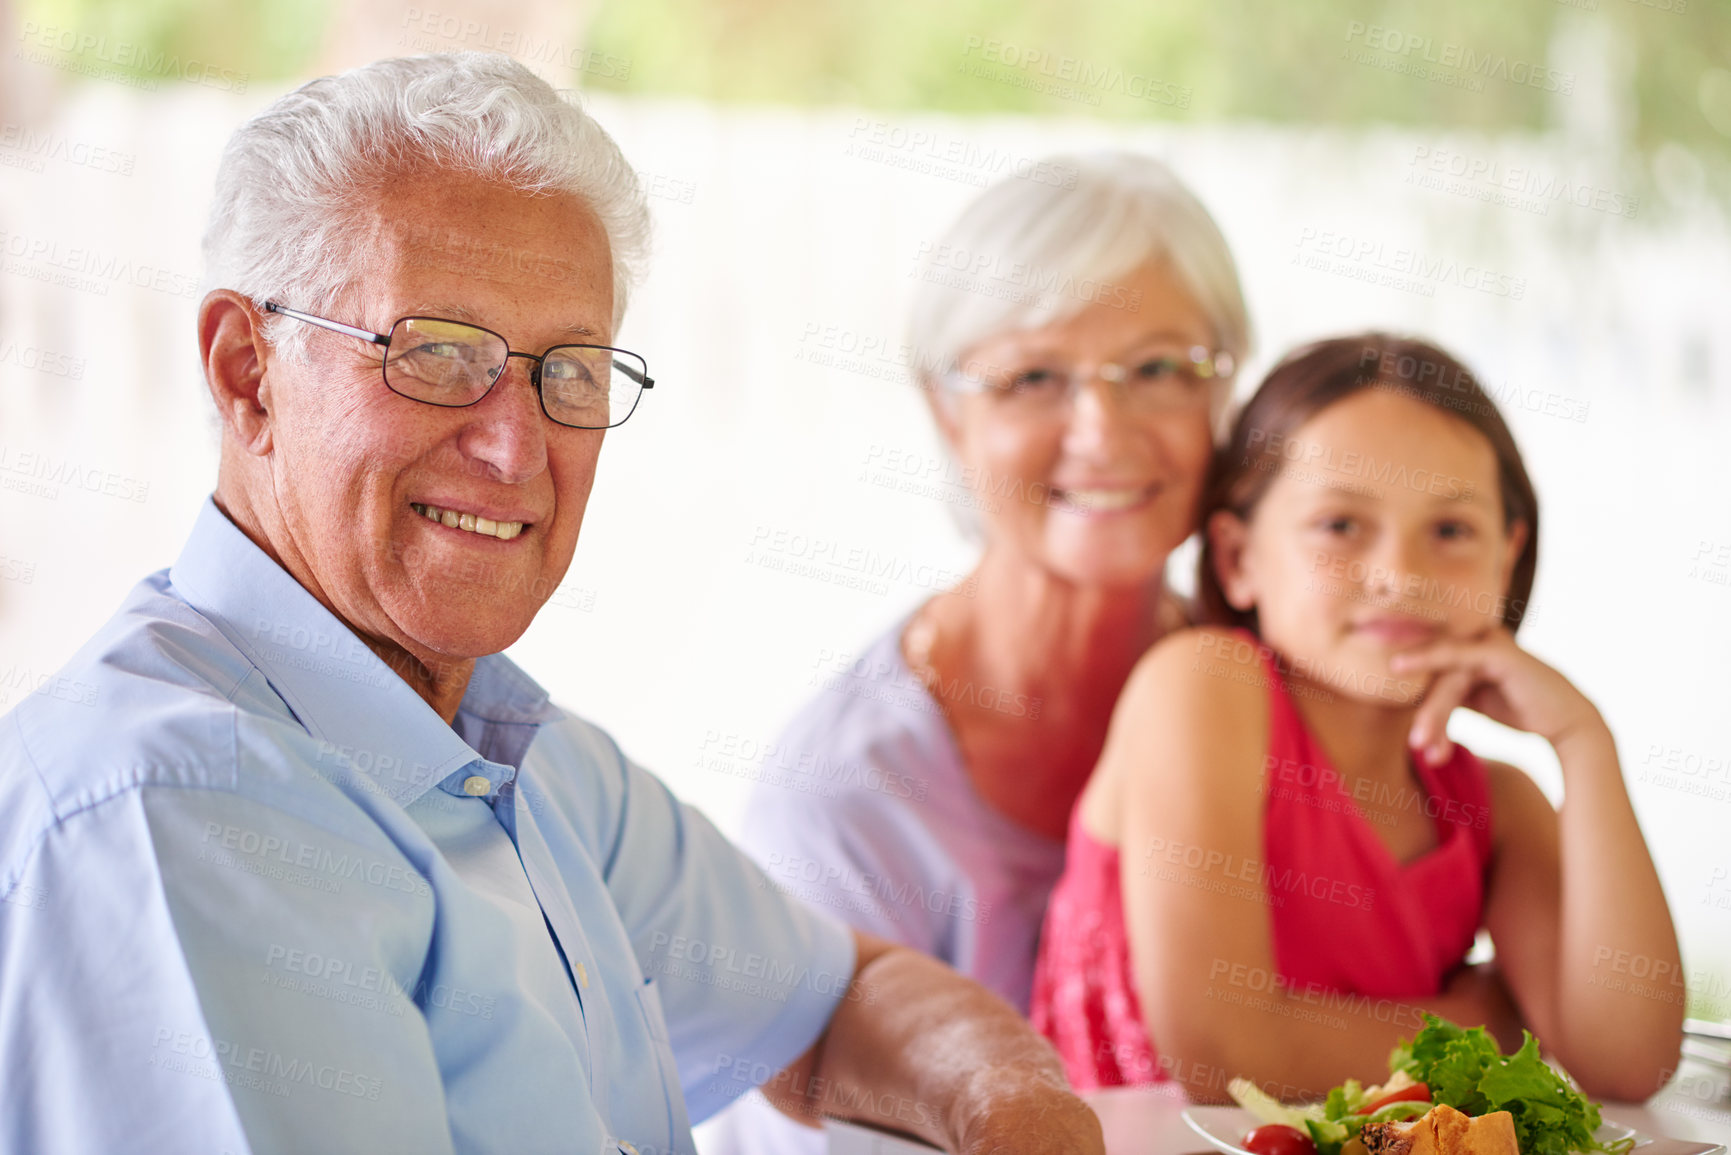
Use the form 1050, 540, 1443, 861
1180, 1105, 1706, 1155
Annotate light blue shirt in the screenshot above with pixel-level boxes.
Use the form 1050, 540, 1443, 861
0, 498, 854, 1155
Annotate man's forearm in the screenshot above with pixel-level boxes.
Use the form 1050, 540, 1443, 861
761, 933, 1102, 1153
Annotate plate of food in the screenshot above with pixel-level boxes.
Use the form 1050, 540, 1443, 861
1181, 1015, 1724, 1155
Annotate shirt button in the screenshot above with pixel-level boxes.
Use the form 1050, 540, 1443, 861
462, 775, 491, 797
575, 961, 589, 988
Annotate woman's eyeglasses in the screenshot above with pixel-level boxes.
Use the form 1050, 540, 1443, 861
941, 345, 1234, 415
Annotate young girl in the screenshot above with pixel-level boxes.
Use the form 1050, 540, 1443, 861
1030, 334, 1684, 1102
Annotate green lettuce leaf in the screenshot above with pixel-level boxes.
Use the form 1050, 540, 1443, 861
1389, 1015, 1632, 1155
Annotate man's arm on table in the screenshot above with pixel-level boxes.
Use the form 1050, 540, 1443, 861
761, 931, 1105, 1155
583, 731, 1102, 1154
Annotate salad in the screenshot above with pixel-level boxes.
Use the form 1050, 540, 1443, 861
1228, 1015, 1636, 1155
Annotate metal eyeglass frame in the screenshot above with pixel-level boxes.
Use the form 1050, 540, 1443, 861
262, 301, 654, 430
942, 345, 1236, 399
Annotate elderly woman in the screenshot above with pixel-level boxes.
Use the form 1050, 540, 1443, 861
703, 153, 1249, 1152
0, 54, 1103, 1155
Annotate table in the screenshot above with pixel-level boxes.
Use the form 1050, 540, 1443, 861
825, 1057, 1731, 1154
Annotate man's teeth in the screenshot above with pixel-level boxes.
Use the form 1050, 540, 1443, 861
1060, 487, 1152, 512
411, 503, 525, 540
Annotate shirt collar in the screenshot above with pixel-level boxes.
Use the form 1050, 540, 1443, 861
168, 497, 563, 807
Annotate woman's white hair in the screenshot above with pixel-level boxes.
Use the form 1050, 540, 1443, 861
202, 52, 649, 361
909, 150, 1250, 405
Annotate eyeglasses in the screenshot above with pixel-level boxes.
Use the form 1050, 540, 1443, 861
263, 302, 654, 430
941, 344, 1234, 415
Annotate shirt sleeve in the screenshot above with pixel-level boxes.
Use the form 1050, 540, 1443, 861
582, 732, 857, 1125
0, 779, 460, 1155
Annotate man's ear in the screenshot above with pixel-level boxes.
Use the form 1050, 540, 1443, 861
1207, 508, 1257, 611
199, 290, 274, 456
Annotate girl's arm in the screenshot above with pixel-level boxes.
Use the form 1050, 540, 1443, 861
1113, 629, 1523, 1102
1398, 636, 1684, 1101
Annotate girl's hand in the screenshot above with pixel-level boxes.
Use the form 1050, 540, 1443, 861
1389, 628, 1606, 764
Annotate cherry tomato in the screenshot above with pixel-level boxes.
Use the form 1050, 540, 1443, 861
1243, 1123, 1319, 1155
1356, 1082, 1432, 1115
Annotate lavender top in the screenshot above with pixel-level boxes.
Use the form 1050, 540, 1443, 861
697, 617, 1067, 1155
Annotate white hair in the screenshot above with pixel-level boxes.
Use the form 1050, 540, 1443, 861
909, 151, 1250, 398
202, 52, 650, 361
908, 152, 1251, 543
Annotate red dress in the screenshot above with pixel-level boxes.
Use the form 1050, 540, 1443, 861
1029, 636, 1497, 1090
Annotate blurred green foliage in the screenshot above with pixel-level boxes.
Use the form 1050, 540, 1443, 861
582, 0, 1730, 157
17, 0, 331, 90
12, 0, 1729, 162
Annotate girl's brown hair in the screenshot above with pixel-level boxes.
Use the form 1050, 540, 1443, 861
1196, 333, 1540, 634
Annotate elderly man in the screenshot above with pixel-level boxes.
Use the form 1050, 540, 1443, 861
0, 54, 1101, 1155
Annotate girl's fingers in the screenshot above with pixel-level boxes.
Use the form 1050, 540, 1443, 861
1390, 638, 1500, 676
1410, 667, 1476, 764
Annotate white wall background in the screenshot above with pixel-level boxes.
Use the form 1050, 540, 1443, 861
2, 73, 1728, 1004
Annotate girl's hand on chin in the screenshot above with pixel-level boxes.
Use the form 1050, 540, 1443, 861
1389, 629, 1607, 765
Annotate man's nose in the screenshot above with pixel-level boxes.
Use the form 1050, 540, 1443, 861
457, 356, 548, 484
